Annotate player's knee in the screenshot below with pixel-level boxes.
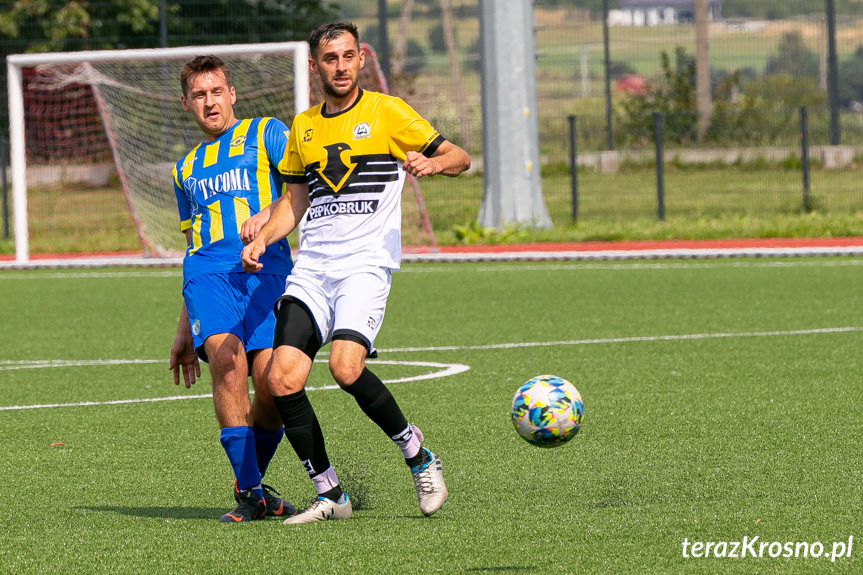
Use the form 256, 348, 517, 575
268, 363, 305, 395
207, 345, 243, 379
329, 360, 363, 388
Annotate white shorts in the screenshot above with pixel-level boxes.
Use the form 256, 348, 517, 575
282, 264, 392, 351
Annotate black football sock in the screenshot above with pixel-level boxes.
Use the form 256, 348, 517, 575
405, 448, 429, 470
319, 486, 343, 501
272, 390, 331, 480
343, 368, 409, 437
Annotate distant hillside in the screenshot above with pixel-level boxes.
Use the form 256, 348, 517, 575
539, 1, 863, 19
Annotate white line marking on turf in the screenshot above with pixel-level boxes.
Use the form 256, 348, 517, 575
0, 270, 182, 280
3, 257, 863, 280
379, 326, 863, 353
0, 359, 163, 371
0, 360, 470, 411
398, 259, 863, 273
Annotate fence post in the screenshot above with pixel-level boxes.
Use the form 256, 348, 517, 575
800, 106, 812, 212
568, 114, 579, 222
826, 0, 840, 145
602, 0, 614, 151
1, 134, 8, 239
653, 112, 665, 221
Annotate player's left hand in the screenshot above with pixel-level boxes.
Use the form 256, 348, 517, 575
241, 210, 270, 245
403, 151, 439, 178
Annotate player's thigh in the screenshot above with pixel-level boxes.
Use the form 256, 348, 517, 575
202, 332, 248, 386
283, 266, 333, 344
331, 266, 392, 351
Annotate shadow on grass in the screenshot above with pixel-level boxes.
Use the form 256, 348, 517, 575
76, 505, 224, 520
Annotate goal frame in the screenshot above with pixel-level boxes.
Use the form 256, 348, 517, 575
7, 41, 310, 263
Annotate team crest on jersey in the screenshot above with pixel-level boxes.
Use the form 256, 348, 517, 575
316, 142, 355, 192
353, 123, 371, 140
303, 128, 314, 142
230, 135, 246, 147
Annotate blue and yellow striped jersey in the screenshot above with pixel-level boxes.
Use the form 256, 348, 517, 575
172, 117, 293, 283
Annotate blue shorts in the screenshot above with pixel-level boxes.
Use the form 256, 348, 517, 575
183, 272, 287, 362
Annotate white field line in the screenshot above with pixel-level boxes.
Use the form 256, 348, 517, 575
378, 326, 863, 353
0, 360, 470, 411
3, 257, 863, 280
3, 246, 863, 270
1, 327, 859, 411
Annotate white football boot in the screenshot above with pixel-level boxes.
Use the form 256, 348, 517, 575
282, 493, 352, 524
411, 447, 448, 516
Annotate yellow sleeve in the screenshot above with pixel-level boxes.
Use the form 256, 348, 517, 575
386, 96, 442, 156
279, 116, 309, 183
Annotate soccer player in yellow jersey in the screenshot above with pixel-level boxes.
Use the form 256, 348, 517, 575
169, 55, 295, 522
241, 22, 470, 523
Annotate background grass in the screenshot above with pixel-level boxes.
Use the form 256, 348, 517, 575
0, 257, 861, 574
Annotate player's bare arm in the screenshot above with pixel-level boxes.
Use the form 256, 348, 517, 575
241, 182, 310, 272
403, 140, 470, 178
170, 229, 201, 387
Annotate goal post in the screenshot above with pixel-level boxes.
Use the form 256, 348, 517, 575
7, 42, 310, 263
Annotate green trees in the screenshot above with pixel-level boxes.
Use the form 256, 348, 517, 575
765, 31, 819, 78
0, 0, 337, 52
616, 39, 828, 147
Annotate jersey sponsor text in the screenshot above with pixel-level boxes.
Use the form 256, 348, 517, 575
307, 199, 379, 220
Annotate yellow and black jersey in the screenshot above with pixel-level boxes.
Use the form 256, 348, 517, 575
282, 89, 444, 269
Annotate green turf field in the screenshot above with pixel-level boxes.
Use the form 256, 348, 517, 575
1, 258, 861, 574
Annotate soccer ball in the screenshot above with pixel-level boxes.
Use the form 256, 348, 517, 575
511, 375, 584, 447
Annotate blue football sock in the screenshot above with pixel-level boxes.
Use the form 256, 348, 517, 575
253, 425, 284, 479
219, 426, 262, 494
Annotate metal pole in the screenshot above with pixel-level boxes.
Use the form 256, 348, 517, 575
159, 0, 167, 47
800, 106, 812, 212
654, 112, 665, 221
826, 0, 840, 145
568, 115, 578, 222
378, 0, 390, 85
1, 135, 8, 239
602, 0, 614, 150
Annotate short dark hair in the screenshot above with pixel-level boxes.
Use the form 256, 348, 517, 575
309, 22, 360, 57
180, 55, 232, 97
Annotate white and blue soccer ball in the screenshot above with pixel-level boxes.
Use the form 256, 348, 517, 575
511, 375, 583, 447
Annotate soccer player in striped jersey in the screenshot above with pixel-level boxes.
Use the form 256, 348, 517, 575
241, 22, 470, 524
169, 55, 296, 522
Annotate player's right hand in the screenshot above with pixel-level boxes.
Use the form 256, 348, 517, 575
241, 240, 265, 273
169, 332, 200, 388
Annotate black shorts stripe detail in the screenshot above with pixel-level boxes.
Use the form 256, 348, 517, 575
273, 296, 322, 360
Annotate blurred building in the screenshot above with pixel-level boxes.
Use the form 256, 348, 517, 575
610, 0, 722, 26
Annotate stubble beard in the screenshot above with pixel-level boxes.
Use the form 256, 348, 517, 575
322, 74, 358, 99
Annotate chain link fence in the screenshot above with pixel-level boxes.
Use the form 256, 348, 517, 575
3, 1, 863, 250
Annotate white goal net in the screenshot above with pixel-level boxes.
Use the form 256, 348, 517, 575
7, 42, 310, 262
7, 41, 438, 265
